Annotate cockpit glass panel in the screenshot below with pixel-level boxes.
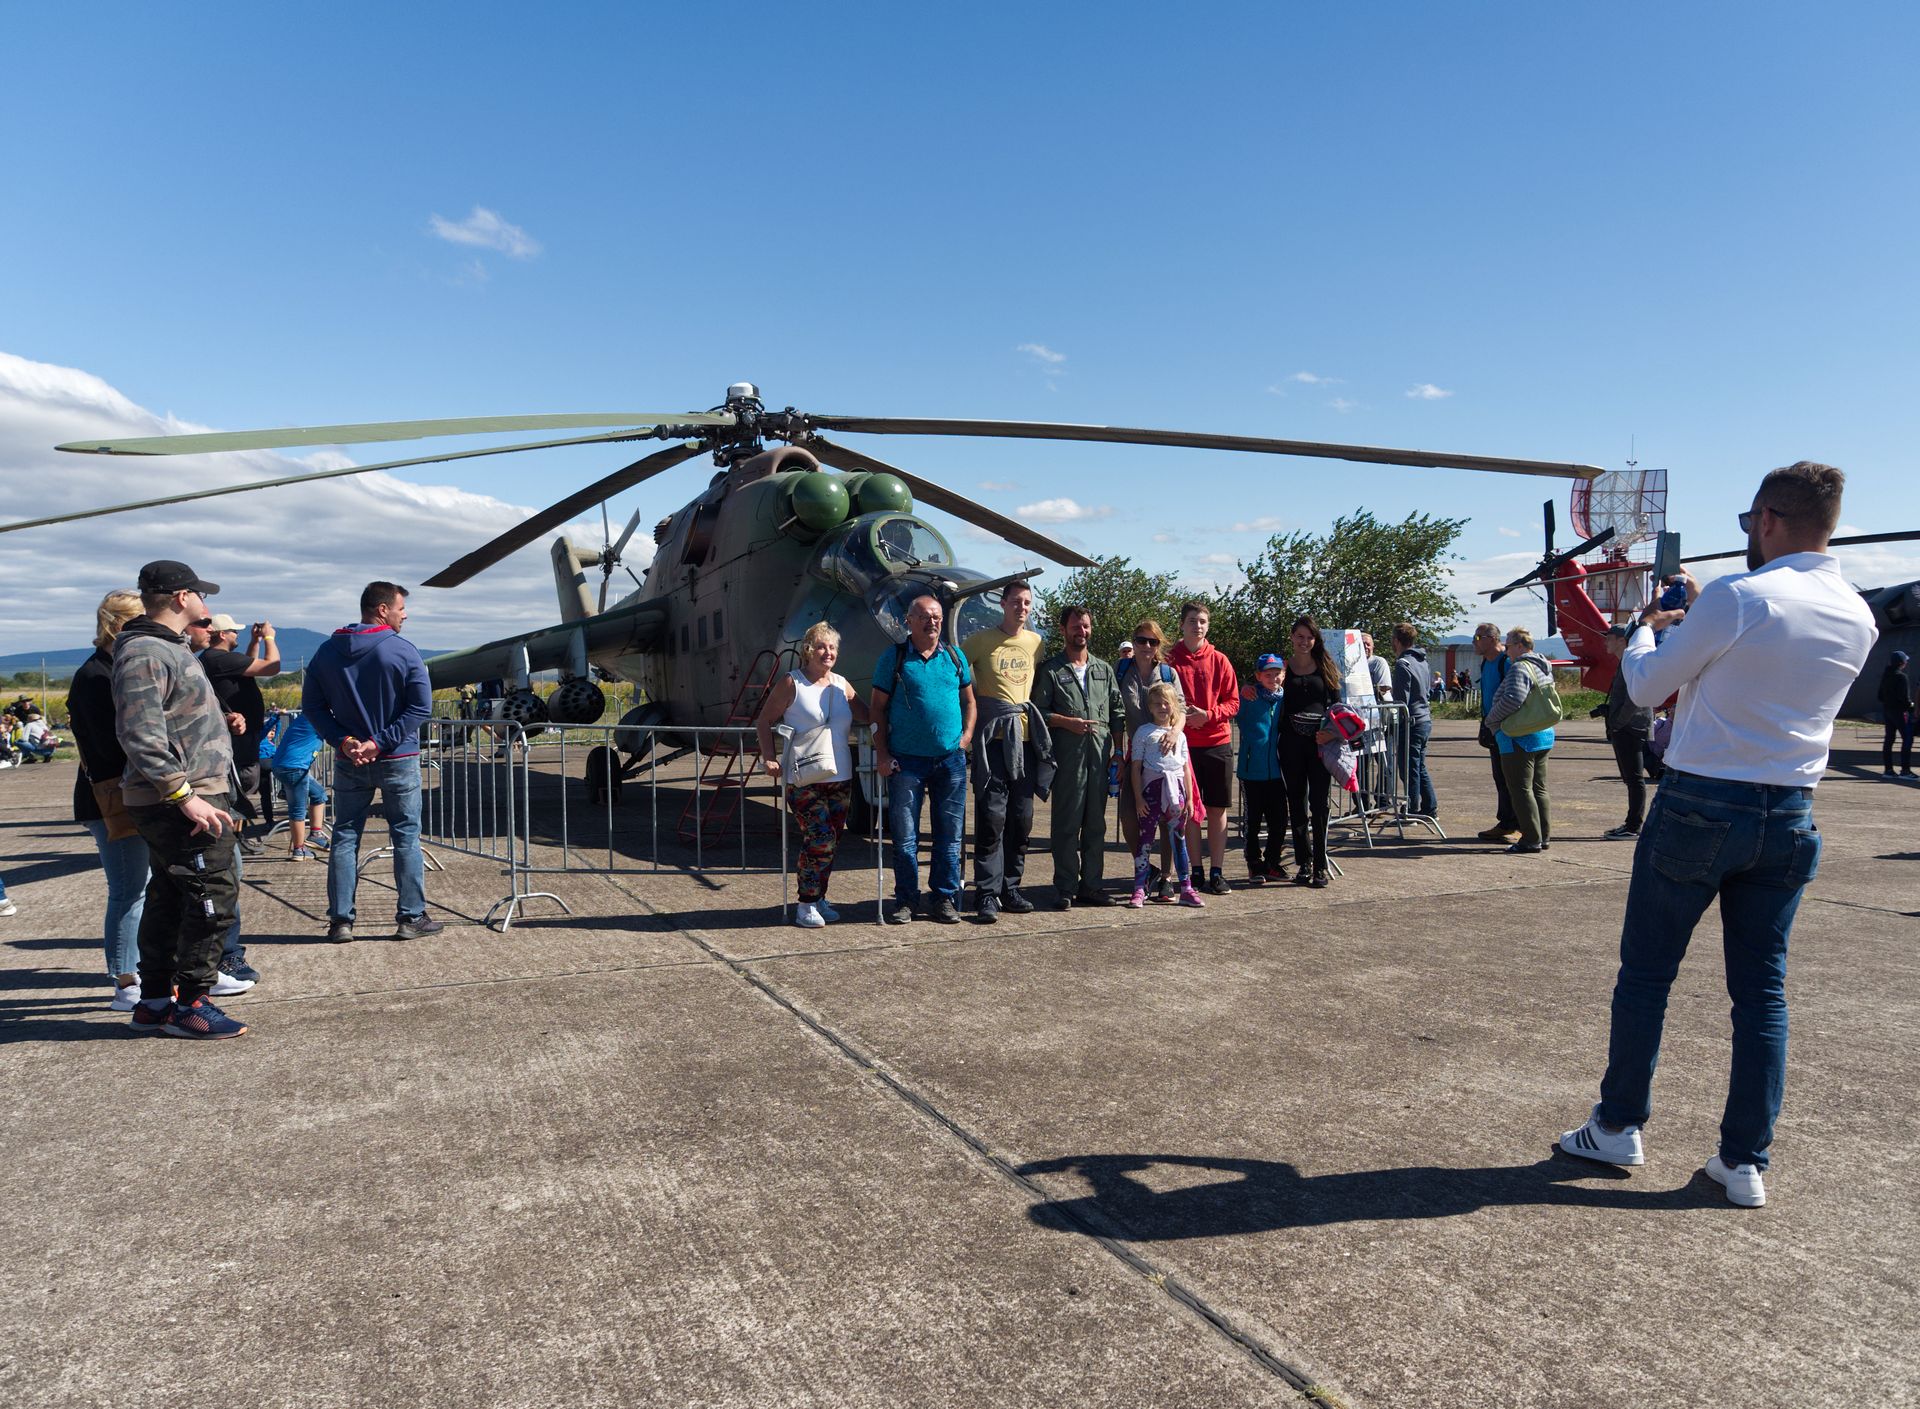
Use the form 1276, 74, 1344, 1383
810, 520, 883, 595
873, 516, 952, 569
866, 578, 924, 645
951, 592, 1000, 642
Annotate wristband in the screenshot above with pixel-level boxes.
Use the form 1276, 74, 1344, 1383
164, 783, 193, 805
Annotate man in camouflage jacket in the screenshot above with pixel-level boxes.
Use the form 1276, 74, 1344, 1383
113, 560, 248, 1039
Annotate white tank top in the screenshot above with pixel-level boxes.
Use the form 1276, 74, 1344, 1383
781, 670, 853, 783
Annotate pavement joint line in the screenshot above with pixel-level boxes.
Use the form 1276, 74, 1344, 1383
595, 872, 1332, 1403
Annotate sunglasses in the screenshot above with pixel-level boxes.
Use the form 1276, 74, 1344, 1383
1739, 507, 1788, 534
1133, 635, 1160, 646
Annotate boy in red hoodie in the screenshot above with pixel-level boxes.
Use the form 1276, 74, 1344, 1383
1167, 601, 1239, 894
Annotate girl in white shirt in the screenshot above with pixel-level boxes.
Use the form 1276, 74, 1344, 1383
1128, 683, 1203, 908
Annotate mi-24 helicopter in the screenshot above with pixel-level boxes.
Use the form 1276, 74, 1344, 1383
27, 381, 1607, 762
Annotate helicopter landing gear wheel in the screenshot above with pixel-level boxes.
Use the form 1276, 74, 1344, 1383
613, 702, 668, 770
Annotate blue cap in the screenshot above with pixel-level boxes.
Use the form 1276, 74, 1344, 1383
1894, 650, 1910, 664
1256, 652, 1285, 672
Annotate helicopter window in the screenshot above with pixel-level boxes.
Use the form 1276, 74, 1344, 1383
810, 520, 884, 595
711, 609, 723, 642
681, 624, 690, 654
867, 579, 927, 646
680, 492, 723, 565
951, 592, 1002, 643
698, 615, 709, 649
873, 516, 952, 570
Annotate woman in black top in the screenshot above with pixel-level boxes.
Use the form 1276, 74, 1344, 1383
1279, 614, 1341, 887
67, 590, 149, 1009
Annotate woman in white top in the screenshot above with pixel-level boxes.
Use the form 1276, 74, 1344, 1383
755, 623, 870, 928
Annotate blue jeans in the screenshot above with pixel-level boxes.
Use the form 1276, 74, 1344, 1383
328, 755, 426, 922
1406, 718, 1438, 817
1597, 772, 1821, 1170
886, 750, 967, 904
80, 820, 148, 979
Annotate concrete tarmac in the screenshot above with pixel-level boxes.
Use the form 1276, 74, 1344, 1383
2, 720, 1915, 1407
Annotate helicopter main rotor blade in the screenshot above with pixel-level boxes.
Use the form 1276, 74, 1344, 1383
806, 436, 1097, 569
809, 416, 1606, 481
422, 441, 706, 588
1683, 528, 1920, 565
0, 428, 672, 537
57, 411, 735, 457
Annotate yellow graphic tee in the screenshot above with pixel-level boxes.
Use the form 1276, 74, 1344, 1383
962, 627, 1043, 737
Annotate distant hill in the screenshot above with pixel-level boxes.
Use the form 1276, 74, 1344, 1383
0, 626, 461, 679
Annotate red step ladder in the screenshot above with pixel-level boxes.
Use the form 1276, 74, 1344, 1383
677, 647, 795, 844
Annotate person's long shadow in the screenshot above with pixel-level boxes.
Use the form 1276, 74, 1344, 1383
1016, 1151, 1718, 1239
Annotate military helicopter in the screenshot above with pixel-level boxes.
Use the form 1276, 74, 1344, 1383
23, 381, 1608, 768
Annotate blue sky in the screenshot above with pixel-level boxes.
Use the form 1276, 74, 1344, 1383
3, 1, 1917, 652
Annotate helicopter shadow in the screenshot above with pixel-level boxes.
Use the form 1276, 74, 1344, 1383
1015, 1150, 1719, 1240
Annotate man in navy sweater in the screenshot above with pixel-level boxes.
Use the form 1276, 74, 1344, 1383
302, 582, 440, 943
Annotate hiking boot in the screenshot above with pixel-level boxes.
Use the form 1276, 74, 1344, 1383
1705, 1155, 1766, 1208
1477, 824, 1521, 842
1001, 888, 1035, 914
327, 918, 355, 944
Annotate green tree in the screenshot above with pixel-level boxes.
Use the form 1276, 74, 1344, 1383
1034, 555, 1190, 661
1203, 510, 1469, 671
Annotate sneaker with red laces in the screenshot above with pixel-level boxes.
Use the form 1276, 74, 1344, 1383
163, 998, 248, 1040
129, 1000, 172, 1037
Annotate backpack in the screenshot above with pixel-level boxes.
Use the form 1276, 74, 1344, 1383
1500, 661, 1564, 738
883, 640, 965, 696
1118, 658, 1174, 689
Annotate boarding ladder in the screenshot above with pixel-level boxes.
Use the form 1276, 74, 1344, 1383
677, 647, 795, 844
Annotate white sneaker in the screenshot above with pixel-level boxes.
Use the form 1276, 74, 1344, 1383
110, 982, 141, 1012
0, 899, 16, 917
210, 970, 256, 997
815, 899, 839, 923
1558, 1105, 1645, 1165
793, 902, 826, 929
1706, 1155, 1766, 1207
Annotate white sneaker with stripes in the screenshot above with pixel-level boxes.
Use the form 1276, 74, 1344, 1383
1558, 1105, 1645, 1166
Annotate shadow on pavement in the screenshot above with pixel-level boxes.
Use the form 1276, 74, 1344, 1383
1016, 1151, 1720, 1238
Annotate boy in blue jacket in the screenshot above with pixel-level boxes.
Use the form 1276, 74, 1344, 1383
1235, 653, 1288, 884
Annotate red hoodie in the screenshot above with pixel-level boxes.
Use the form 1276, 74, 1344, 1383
1169, 639, 1239, 748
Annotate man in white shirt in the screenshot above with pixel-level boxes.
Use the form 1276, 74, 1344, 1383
1558, 462, 1876, 1208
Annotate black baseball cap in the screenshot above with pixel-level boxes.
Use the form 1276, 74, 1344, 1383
137, 560, 220, 595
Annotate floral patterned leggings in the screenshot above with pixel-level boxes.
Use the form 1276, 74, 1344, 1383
1132, 776, 1193, 891
788, 781, 852, 902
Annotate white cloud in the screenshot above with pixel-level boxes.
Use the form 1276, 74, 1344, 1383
1195, 552, 1239, 567
1497, 526, 1522, 538
1016, 343, 1066, 366
0, 351, 621, 651
1226, 515, 1286, 534
1291, 371, 1340, 386
977, 480, 1016, 492
1837, 523, 1865, 537
1405, 383, 1453, 400
1329, 397, 1358, 414
1152, 531, 1178, 544
1014, 497, 1112, 524
427, 206, 542, 259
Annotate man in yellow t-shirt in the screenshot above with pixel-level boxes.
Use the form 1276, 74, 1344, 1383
960, 581, 1043, 921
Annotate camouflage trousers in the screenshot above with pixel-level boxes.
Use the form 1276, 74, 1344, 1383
787, 781, 851, 903
127, 791, 241, 1005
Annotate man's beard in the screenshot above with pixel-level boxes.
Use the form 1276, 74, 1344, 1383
1746, 534, 1764, 571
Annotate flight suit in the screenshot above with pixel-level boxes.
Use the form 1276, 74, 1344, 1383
1032, 653, 1126, 897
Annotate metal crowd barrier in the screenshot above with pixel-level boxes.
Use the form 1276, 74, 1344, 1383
1328, 700, 1445, 851
414, 718, 564, 928
434, 718, 891, 924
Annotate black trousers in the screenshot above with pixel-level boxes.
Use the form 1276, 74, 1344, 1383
972, 735, 1035, 898
1487, 734, 1519, 827
1241, 777, 1289, 872
1609, 729, 1649, 829
128, 791, 241, 1005
1278, 734, 1329, 872
1885, 714, 1915, 771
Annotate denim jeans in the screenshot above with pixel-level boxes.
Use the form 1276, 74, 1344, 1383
328, 755, 426, 923
1406, 718, 1438, 817
1597, 771, 1822, 1170
81, 820, 148, 979
886, 750, 966, 904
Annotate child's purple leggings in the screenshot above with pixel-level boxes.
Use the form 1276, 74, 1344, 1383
1133, 777, 1192, 890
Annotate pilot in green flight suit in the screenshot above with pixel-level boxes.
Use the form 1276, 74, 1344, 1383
1032, 606, 1127, 907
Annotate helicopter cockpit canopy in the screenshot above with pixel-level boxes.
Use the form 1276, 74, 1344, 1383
809, 512, 955, 596
865, 568, 1006, 646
